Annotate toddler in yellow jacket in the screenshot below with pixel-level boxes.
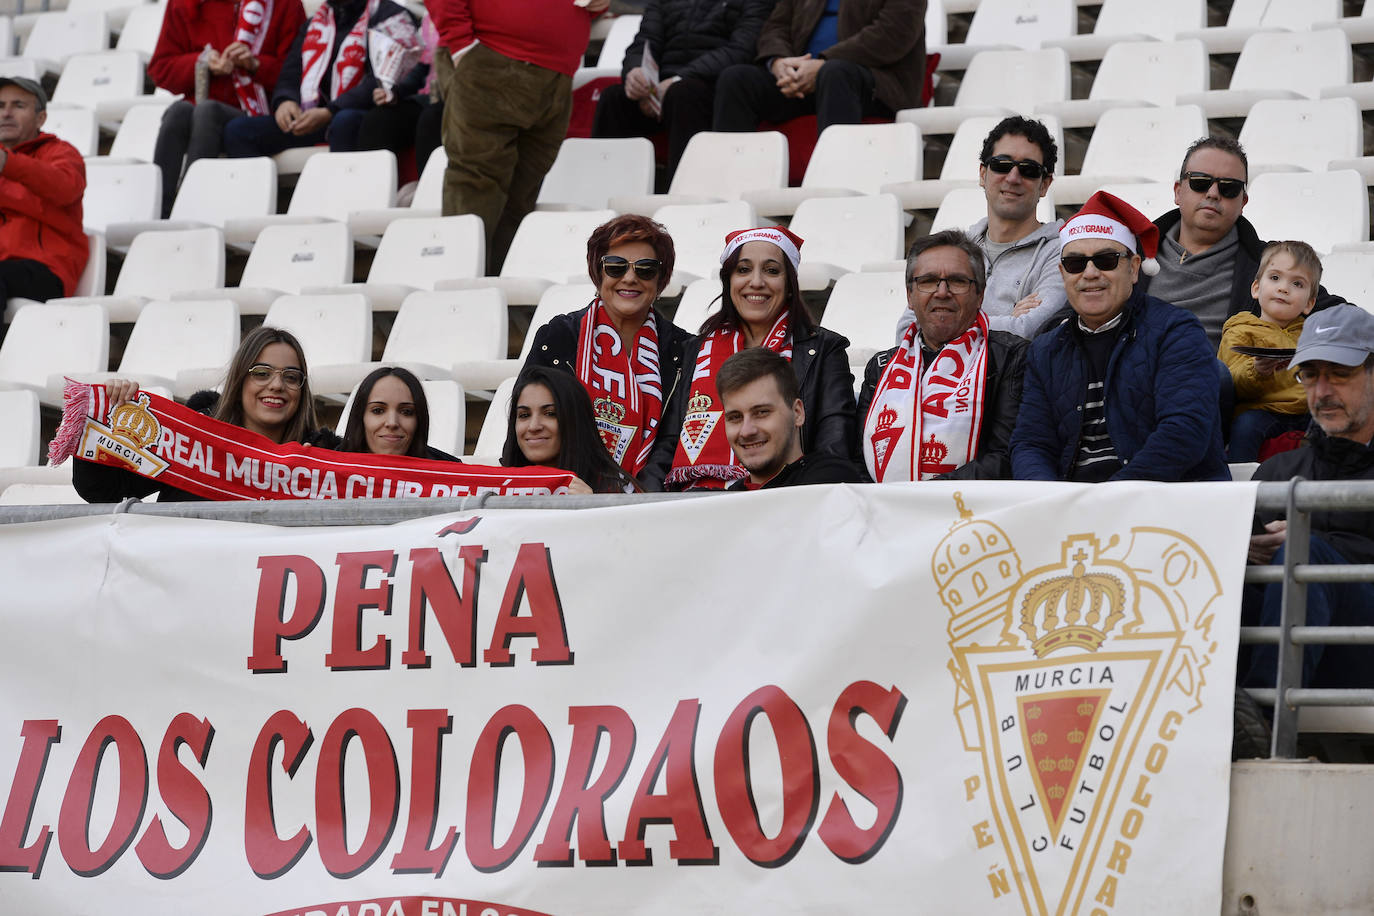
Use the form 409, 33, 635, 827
1218, 240, 1318, 461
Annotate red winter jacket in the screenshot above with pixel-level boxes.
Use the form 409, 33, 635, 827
0, 133, 87, 296
426, 0, 595, 77
148, 0, 306, 108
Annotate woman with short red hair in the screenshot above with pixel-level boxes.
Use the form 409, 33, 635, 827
520, 214, 691, 484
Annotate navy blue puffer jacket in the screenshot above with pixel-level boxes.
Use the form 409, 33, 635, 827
1011, 289, 1230, 482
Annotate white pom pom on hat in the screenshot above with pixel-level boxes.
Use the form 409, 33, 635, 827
1060, 191, 1160, 277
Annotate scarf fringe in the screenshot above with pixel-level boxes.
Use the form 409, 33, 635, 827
48, 378, 90, 465
664, 463, 747, 490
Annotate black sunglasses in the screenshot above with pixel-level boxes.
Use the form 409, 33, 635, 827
1060, 251, 1129, 274
983, 156, 1047, 180
1182, 171, 1246, 198
601, 256, 661, 280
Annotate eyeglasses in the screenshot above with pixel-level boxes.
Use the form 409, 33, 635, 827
910, 274, 976, 295
1060, 251, 1129, 274
983, 156, 1047, 180
1296, 364, 1367, 386
246, 364, 305, 389
601, 256, 662, 281
1181, 171, 1247, 199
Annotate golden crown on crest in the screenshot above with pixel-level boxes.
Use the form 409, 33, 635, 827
594, 397, 626, 425
110, 393, 159, 450
1018, 547, 1127, 656
688, 391, 713, 414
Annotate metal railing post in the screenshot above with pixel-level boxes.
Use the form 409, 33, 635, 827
1271, 477, 1311, 758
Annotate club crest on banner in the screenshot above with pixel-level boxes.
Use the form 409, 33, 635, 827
937, 492, 1224, 915
594, 397, 634, 465
78, 393, 169, 477
679, 391, 720, 464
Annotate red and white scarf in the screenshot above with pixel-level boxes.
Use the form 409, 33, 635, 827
575, 299, 663, 477
51, 382, 578, 499
863, 312, 990, 481
229, 0, 275, 116
665, 313, 791, 490
299, 0, 381, 110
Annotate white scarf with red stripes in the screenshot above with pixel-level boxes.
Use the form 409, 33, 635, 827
230, 0, 275, 116
863, 312, 989, 481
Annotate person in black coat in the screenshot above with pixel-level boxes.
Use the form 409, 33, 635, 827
521, 214, 691, 485
592, 0, 775, 183
857, 229, 1026, 481
642, 225, 856, 490
73, 326, 340, 502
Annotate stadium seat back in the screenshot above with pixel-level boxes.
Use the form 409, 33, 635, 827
0, 390, 40, 468
596, 15, 640, 69
1078, 104, 1208, 183
1092, 0, 1204, 40
471, 376, 516, 461
965, 0, 1075, 50
1091, 39, 1208, 107
287, 150, 397, 220
240, 222, 354, 293
84, 162, 161, 232
23, 11, 107, 63
672, 278, 720, 336
1320, 250, 1374, 314
263, 293, 373, 369
933, 186, 1054, 232
113, 227, 225, 299
0, 303, 108, 398
117, 298, 241, 383
52, 50, 145, 108
801, 122, 922, 193
789, 193, 905, 272
502, 210, 615, 283
108, 100, 177, 163
1226, 0, 1341, 29
368, 215, 485, 288
955, 48, 1071, 111
1239, 97, 1363, 174
385, 288, 508, 366
822, 271, 909, 353
653, 200, 756, 283
538, 136, 654, 210
172, 156, 278, 225
1230, 30, 1352, 99
44, 106, 99, 156
115, 3, 166, 57
1244, 170, 1370, 255
519, 283, 597, 361
669, 130, 789, 199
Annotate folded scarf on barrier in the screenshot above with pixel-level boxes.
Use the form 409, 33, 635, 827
49, 381, 579, 500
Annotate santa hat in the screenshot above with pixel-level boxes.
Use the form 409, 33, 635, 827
1059, 191, 1160, 277
720, 226, 804, 271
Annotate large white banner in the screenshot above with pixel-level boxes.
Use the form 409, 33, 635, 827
0, 482, 1255, 915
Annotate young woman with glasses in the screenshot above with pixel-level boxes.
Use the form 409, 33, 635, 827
641, 226, 858, 490
519, 214, 691, 485
74, 326, 340, 502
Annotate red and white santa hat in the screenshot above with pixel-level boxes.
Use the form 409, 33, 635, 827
1059, 191, 1160, 277
720, 226, 804, 271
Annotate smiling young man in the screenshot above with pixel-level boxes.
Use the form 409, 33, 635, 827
1244, 305, 1374, 689
858, 229, 1027, 481
1010, 191, 1229, 482
719, 348, 861, 488
0, 76, 88, 314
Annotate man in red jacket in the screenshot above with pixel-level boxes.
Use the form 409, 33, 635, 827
0, 77, 87, 311
427, 0, 609, 273
149, 0, 306, 217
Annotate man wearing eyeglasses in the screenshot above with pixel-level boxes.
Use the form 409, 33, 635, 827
1145, 136, 1345, 350
1010, 191, 1229, 482
1243, 305, 1374, 690
858, 229, 1027, 481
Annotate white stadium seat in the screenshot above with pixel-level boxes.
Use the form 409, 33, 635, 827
107, 155, 277, 246
1179, 0, 1343, 55
348, 145, 445, 238
1050, 104, 1208, 205
0, 390, 41, 468
1318, 250, 1374, 315
21, 11, 108, 73
1176, 30, 1352, 119
1044, 0, 1206, 62
932, 0, 1076, 71
1243, 170, 1369, 255
174, 221, 354, 315
788, 193, 905, 290
52, 50, 149, 125
0, 302, 108, 407
1036, 39, 1208, 129
537, 136, 655, 212
100, 99, 177, 163
1239, 97, 1363, 176
262, 293, 373, 394
609, 130, 789, 215
5, 230, 107, 322
43, 106, 99, 156
932, 186, 1055, 233
672, 278, 720, 337
653, 199, 756, 291
467, 376, 516, 463
83, 161, 161, 234
439, 209, 613, 305
50, 226, 225, 322
742, 121, 921, 218
821, 271, 910, 376
224, 150, 398, 245
900, 47, 1071, 137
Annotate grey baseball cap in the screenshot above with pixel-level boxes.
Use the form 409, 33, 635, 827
1289, 303, 1374, 369
0, 77, 47, 110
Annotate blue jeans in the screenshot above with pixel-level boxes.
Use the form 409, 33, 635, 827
1228, 409, 1309, 462
222, 108, 366, 158
1244, 536, 1374, 689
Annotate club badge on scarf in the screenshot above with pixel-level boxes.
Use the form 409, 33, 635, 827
575, 300, 663, 476
863, 313, 990, 481
51, 381, 579, 500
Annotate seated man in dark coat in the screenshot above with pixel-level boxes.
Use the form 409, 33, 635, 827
857, 229, 1027, 481
1011, 191, 1230, 483
720, 347, 862, 488
1245, 304, 1374, 689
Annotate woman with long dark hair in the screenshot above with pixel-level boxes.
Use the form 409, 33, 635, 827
642, 226, 857, 489
339, 366, 458, 460
501, 366, 637, 494
521, 213, 691, 484
74, 325, 336, 501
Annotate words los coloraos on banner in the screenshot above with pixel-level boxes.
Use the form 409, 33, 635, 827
0, 482, 1255, 915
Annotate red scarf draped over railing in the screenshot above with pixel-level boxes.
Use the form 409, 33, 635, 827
50, 381, 578, 500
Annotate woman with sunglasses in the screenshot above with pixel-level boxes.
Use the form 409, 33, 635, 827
642, 226, 858, 490
338, 366, 459, 461
74, 326, 340, 502
500, 366, 637, 495
521, 213, 690, 483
